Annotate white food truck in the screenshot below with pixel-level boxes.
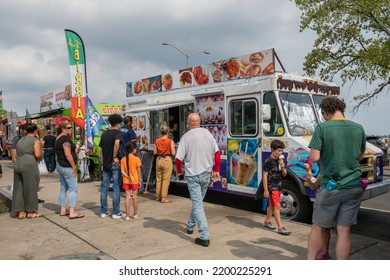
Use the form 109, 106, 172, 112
123, 48, 390, 222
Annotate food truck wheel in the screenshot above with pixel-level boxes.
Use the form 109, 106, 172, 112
279, 180, 312, 222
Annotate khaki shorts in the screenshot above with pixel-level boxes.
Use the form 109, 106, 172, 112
312, 186, 363, 228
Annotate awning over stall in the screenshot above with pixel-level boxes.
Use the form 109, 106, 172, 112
123, 99, 193, 114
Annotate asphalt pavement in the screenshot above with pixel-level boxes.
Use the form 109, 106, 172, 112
0, 160, 389, 260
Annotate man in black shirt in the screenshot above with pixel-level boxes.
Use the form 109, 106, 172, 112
42, 129, 56, 173
99, 114, 125, 219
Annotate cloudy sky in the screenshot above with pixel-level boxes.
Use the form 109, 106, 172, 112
0, 0, 388, 135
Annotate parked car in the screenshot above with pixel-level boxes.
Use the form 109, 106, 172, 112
367, 136, 389, 165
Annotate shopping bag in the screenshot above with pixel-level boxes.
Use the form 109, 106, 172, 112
38, 160, 48, 175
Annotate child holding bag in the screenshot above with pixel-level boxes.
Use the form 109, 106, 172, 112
121, 142, 142, 221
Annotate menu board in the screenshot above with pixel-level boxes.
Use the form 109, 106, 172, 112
140, 151, 156, 192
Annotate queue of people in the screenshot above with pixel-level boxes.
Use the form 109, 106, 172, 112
6, 99, 368, 255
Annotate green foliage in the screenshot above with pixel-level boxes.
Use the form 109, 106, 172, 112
295, 0, 390, 111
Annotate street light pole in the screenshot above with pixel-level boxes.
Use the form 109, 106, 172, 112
162, 42, 210, 67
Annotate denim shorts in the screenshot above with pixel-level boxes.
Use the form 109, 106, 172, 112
313, 187, 363, 228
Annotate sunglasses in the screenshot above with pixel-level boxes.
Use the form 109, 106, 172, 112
66, 126, 72, 129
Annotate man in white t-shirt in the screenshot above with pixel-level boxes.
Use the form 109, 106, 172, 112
175, 113, 220, 247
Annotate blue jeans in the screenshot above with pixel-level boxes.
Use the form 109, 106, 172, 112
101, 163, 121, 215
185, 171, 211, 240
56, 163, 78, 207
44, 149, 56, 172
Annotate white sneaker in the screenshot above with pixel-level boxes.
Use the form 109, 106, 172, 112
100, 211, 111, 218
112, 212, 124, 219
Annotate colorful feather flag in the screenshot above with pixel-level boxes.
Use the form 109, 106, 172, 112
65, 29, 87, 128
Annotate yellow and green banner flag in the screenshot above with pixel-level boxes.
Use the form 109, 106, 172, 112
65, 29, 87, 128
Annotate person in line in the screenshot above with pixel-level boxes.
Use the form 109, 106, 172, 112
11, 124, 26, 165
154, 124, 176, 203
11, 123, 43, 219
0, 130, 4, 160
175, 113, 220, 247
99, 114, 125, 219
13, 124, 44, 204
119, 116, 137, 194
121, 142, 142, 220
307, 97, 366, 260
263, 139, 291, 235
42, 129, 57, 173
55, 122, 84, 219
120, 116, 137, 145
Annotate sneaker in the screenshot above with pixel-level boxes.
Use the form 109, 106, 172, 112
195, 238, 210, 247
100, 211, 111, 218
277, 227, 291, 235
263, 222, 276, 229
112, 212, 124, 219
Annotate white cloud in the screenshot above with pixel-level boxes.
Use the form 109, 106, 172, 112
0, 0, 386, 135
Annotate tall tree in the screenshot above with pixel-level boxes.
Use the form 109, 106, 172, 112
295, 0, 390, 111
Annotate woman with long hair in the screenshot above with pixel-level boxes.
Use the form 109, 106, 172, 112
55, 122, 84, 219
121, 142, 142, 220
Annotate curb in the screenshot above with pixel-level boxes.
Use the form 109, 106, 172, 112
0, 186, 12, 210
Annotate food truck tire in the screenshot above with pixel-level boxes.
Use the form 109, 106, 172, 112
280, 179, 312, 222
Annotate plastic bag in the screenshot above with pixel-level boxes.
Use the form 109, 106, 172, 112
38, 160, 48, 175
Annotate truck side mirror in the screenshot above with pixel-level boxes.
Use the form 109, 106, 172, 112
262, 104, 271, 121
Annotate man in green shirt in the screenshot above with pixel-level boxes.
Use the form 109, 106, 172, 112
307, 97, 366, 260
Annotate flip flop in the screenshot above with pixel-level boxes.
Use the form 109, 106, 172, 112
27, 212, 43, 219
69, 214, 84, 219
60, 213, 70, 217
161, 198, 173, 203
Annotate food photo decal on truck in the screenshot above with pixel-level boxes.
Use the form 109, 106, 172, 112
125, 49, 275, 97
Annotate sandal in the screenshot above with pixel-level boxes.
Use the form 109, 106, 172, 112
69, 214, 84, 219
124, 216, 131, 221
161, 198, 173, 203
131, 215, 138, 220
27, 212, 43, 219
18, 211, 27, 220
